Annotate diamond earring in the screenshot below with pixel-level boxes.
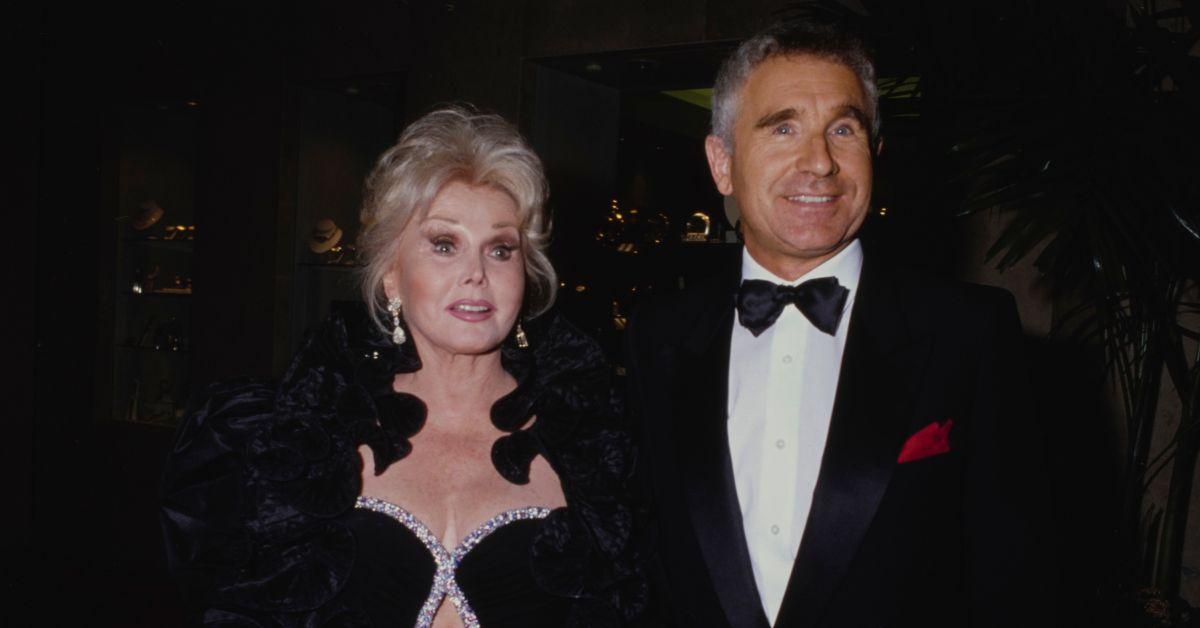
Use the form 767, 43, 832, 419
515, 321, 529, 349
387, 297, 406, 345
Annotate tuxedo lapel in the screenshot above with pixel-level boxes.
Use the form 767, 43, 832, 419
774, 256, 930, 627
669, 271, 771, 628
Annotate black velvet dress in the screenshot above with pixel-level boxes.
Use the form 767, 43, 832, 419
160, 304, 646, 627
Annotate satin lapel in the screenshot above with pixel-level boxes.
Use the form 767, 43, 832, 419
671, 273, 771, 628
774, 258, 930, 627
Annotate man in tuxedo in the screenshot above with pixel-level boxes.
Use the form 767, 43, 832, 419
624, 19, 1054, 627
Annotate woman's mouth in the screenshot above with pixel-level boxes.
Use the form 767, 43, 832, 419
448, 300, 495, 321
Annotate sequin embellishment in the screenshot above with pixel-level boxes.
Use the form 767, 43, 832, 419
355, 495, 551, 628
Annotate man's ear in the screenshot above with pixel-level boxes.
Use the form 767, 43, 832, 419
705, 135, 734, 196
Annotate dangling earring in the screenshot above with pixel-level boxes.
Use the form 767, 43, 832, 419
514, 320, 529, 349
387, 297, 406, 345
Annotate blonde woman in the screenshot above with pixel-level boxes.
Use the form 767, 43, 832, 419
162, 106, 645, 627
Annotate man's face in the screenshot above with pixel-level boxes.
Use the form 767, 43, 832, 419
706, 54, 875, 280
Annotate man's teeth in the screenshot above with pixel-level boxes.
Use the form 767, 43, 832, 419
453, 304, 490, 312
788, 194, 835, 203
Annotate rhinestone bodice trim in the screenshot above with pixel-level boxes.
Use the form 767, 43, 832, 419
355, 495, 551, 628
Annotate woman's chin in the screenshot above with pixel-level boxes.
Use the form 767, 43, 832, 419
416, 334, 506, 358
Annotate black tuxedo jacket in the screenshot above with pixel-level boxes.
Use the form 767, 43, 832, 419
624, 250, 1055, 628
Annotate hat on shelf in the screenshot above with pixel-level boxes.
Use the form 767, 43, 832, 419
309, 218, 343, 253
133, 200, 165, 231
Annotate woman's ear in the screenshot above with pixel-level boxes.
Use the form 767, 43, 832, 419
382, 269, 401, 302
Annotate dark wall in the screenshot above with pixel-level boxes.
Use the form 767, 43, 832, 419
403, 0, 790, 121
27, 3, 784, 623
8, 0, 41, 593
191, 31, 290, 386
30, 2, 1135, 625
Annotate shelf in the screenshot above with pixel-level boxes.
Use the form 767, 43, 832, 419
117, 344, 193, 355
297, 262, 363, 272
112, 415, 182, 429
122, 237, 195, 251
680, 240, 741, 246
120, 290, 193, 299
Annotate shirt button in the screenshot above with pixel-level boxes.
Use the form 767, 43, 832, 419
770, 525, 780, 535
775, 439, 786, 449
782, 355, 793, 364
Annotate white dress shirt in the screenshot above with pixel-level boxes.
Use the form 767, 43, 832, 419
727, 240, 863, 624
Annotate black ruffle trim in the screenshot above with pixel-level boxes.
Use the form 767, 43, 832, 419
161, 302, 646, 626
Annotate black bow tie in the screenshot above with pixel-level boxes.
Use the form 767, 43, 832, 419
736, 277, 850, 337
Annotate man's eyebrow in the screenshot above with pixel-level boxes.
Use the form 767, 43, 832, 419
753, 108, 798, 130
834, 104, 871, 130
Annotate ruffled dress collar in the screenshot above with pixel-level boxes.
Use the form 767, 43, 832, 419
165, 302, 646, 625
278, 302, 593, 485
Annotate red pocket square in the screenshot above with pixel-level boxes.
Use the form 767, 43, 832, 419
897, 420, 954, 463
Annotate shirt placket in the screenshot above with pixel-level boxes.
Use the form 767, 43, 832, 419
762, 307, 806, 562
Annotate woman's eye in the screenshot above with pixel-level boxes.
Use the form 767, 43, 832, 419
490, 245, 514, 260
431, 238, 455, 254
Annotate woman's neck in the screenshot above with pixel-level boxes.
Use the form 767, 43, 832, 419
392, 347, 515, 431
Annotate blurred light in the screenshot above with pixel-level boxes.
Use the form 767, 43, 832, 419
575, 284, 587, 292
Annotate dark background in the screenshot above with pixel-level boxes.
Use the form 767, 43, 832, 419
14, 0, 1176, 625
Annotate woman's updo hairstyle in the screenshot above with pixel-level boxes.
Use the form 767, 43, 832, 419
358, 104, 556, 332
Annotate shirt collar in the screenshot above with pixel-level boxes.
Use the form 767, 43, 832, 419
740, 238, 864, 296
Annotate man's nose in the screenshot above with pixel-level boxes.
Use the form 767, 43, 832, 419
794, 134, 837, 177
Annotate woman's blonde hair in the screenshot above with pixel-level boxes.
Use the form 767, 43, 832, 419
358, 104, 556, 332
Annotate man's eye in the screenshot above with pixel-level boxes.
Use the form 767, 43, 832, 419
774, 124, 793, 135
832, 124, 857, 137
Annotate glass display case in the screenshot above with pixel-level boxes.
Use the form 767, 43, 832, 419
288, 76, 402, 352
109, 106, 198, 425
523, 44, 741, 358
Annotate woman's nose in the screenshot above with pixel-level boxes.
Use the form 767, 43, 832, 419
462, 253, 487, 285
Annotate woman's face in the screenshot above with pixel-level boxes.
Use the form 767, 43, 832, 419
386, 181, 526, 358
